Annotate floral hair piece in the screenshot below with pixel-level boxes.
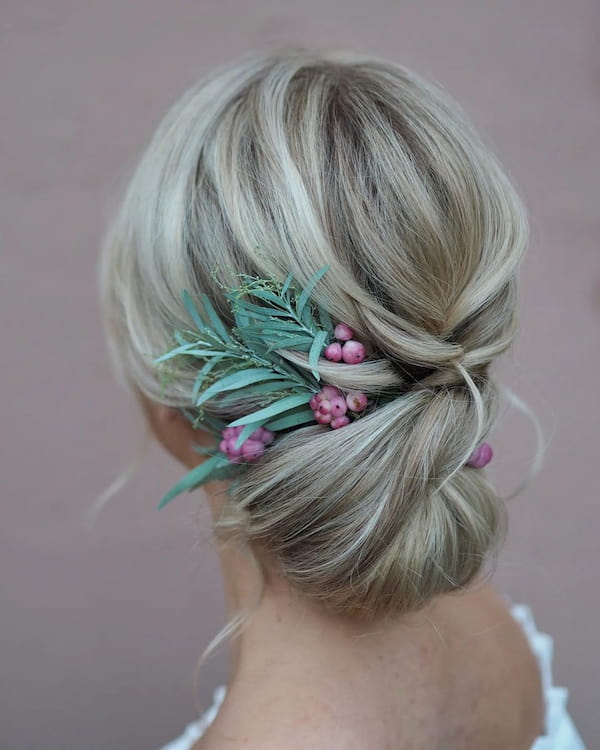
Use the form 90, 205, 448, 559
153, 265, 492, 510
153, 265, 377, 508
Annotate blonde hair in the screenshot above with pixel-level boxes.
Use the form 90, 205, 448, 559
100, 46, 533, 668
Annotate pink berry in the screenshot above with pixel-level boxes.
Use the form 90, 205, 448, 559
321, 384, 342, 399
241, 439, 266, 461
261, 429, 275, 445
222, 427, 236, 440
249, 428, 264, 441
324, 342, 343, 361
341, 340, 366, 364
315, 411, 332, 425
334, 322, 354, 341
345, 391, 368, 412
309, 395, 319, 410
467, 442, 493, 468
331, 415, 351, 429
329, 395, 348, 417
219, 439, 228, 453
318, 400, 332, 415
225, 438, 243, 457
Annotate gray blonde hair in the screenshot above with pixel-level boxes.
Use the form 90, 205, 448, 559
100, 47, 531, 647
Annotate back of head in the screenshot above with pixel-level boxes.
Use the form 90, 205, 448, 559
101, 47, 528, 619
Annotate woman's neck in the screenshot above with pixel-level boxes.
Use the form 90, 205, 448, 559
205, 482, 454, 691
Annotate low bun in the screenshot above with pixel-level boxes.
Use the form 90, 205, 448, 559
217, 369, 503, 617
100, 48, 528, 643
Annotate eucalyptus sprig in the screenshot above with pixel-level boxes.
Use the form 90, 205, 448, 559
153, 265, 336, 509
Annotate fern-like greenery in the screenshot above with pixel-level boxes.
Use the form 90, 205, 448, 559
153, 265, 336, 508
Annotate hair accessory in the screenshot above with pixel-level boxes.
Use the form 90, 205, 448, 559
153, 265, 380, 508
466, 442, 493, 468
153, 265, 492, 509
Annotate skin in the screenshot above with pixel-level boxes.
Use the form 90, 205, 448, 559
141, 395, 545, 750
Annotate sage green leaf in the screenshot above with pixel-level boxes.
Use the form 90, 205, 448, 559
266, 335, 314, 353
233, 420, 264, 450
264, 408, 316, 431
196, 368, 284, 407
157, 453, 231, 509
192, 354, 226, 402
200, 292, 231, 343
174, 330, 193, 346
295, 265, 330, 320
260, 321, 302, 334
180, 349, 222, 357
227, 394, 312, 427
308, 329, 328, 380
318, 304, 334, 334
281, 271, 294, 296
182, 290, 207, 333
247, 289, 287, 306
301, 304, 314, 328
235, 301, 291, 317
217, 379, 298, 405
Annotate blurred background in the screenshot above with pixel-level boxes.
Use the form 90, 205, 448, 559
1, 1, 598, 748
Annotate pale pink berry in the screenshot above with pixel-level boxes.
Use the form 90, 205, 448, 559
222, 427, 236, 439
261, 429, 275, 445
329, 395, 348, 417
345, 390, 368, 412
225, 438, 243, 457
330, 415, 351, 429
309, 395, 319, 410
315, 411, 332, 425
466, 442, 493, 468
321, 384, 342, 399
219, 439, 228, 453
241, 439, 266, 461
334, 322, 354, 341
318, 400, 332, 415
249, 428, 264, 441
324, 342, 343, 361
341, 340, 366, 364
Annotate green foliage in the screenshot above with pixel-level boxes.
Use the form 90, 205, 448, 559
154, 265, 337, 509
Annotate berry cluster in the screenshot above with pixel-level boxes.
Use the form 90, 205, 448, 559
219, 425, 276, 463
324, 322, 366, 364
309, 385, 368, 429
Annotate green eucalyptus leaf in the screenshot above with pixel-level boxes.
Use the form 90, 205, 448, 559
180, 349, 223, 357
174, 330, 193, 347
295, 265, 330, 320
233, 420, 264, 450
281, 271, 294, 296
182, 290, 208, 333
308, 329, 329, 381
246, 288, 287, 306
196, 368, 284, 407
235, 301, 291, 318
192, 355, 227, 402
266, 335, 314, 353
157, 453, 232, 509
217, 379, 298, 405
200, 292, 232, 343
263, 408, 316, 431
317, 305, 334, 334
260, 323, 303, 336
227, 394, 312, 427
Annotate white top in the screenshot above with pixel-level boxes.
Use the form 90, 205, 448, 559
159, 603, 586, 750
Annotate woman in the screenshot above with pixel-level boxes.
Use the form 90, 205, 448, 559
100, 48, 585, 749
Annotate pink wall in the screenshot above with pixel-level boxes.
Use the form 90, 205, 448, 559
1, 2, 598, 747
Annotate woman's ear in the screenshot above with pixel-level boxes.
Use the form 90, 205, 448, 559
137, 394, 213, 469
